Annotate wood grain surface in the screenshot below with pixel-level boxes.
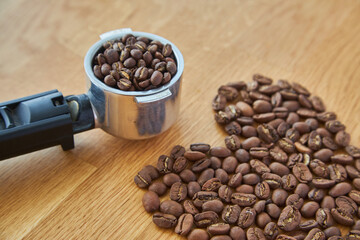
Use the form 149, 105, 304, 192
1, 0, 360, 239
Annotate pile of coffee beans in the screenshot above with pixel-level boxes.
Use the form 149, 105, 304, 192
92, 33, 177, 91
134, 74, 360, 240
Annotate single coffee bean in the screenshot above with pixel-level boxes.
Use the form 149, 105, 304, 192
134, 171, 152, 188
173, 157, 188, 173
304, 228, 325, 240
323, 226, 341, 238
349, 190, 360, 204
222, 156, 238, 173
294, 183, 310, 199
347, 230, 360, 240
188, 229, 209, 240
331, 154, 353, 165
184, 150, 206, 161
228, 173, 243, 188
257, 124, 279, 143
253, 112, 276, 123
297, 108, 317, 118
193, 191, 218, 208
329, 182, 352, 197
346, 165, 360, 179
190, 143, 211, 153
236, 163, 251, 175
152, 212, 177, 229
203, 199, 224, 214
278, 122, 291, 137
317, 111, 337, 122
242, 125, 258, 138
194, 211, 219, 228
346, 145, 360, 158
253, 200, 266, 214
241, 137, 261, 150
335, 130, 350, 147
180, 169, 197, 183
210, 157, 222, 170
230, 226, 246, 240
335, 196, 357, 215
213, 95, 227, 111
142, 191, 160, 213
219, 86, 239, 101
225, 121, 242, 135
198, 168, 215, 186
273, 107, 289, 119
286, 194, 304, 209
328, 163, 347, 182
266, 203, 281, 219
170, 145, 185, 159
231, 193, 257, 206
160, 200, 183, 218
281, 174, 297, 191
308, 188, 325, 202
238, 207, 257, 228
243, 173, 261, 185
268, 118, 285, 129
301, 201, 320, 218
278, 138, 296, 154
322, 136, 338, 151
313, 148, 333, 162
256, 212, 271, 229
202, 178, 222, 192
215, 168, 229, 184
163, 173, 181, 187
148, 182, 167, 196
250, 159, 271, 174
299, 133, 310, 145
262, 173, 282, 189
175, 213, 194, 236
299, 220, 319, 231
237, 116, 254, 125
312, 178, 336, 189
272, 188, 288, 207
183, 199, 199, 215
286, 128, 300, 142
221, 204, 241, 224
210, 147, 232, 158
269, 147, 288, 164
316, 208, 335, 228
321, 196, 335, 209
192, 158, 211, 172
331, 207, 354, 226
250, 148, 270, 159
278, 205, 301, 231
157, 155, 174, 174
309, 159, 329, 178
264, 222, 279, 240
286, 112, 300, 125
325, 120, 345, 133
292, 163, 312, 183
269, 162, 290, 176
207, 223, 231, 236
225, 105, 242, 119
170, 182, 187, 202
283, 101, 300, 112
272, 91, 283, 108
253, 100, 272, 113
236, 101, 254, 117
354, 178, 360, 190
254, 181, 270, 199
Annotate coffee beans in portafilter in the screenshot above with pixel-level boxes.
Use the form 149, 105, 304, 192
134, 74, 360, 239
92, 34, 177, 91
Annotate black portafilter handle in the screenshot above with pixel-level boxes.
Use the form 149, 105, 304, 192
0, 90, 95, 161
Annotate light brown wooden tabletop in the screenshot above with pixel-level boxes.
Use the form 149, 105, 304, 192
1, 0, 360, 239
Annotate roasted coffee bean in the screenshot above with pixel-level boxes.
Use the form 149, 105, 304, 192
134, 171, 152, 188
190, 143, 211, 153
215, 111, 231, 124
321, 196, 335, 209
213, 95, 227, 111
269, 162, 290, 176
236, 163, 251, 175
194, 211, 219, 228
225, 105, 242, 120
222, 204, 241, 224
316, 208, 335, 228
308, 131, 322, 150
263, 222, 279, 240
322, 136, 338, 150
346, 165, 360, 179
299, 220, 319, 231
353, 220, 360, 230
354, 178, 360, 190
317, 111, 336, 122
230, 226, 246, 240
243, 173, 261, 185
269, 146, 288, 163
157, 155, 174, 174
253, 100, 272, 113
222, 156, 238, 173
269, 118, 285, 129
250, 148, 269, 159
278, 205, 301, 231
253, 74, 273, 85
328, 164, 347, 182
266, 203, 281, 219
255, 181, 270, 199
272, 188, 288, 206
294, 183, 310, 199
192, 158, 211, 172
304, 228, 325, 240
203, 199, 224, 214
163, 173, 181, 187
142, 191, 160, 212
256, 212, 271, 229
184, 150, 206, 161
227, 81, 246, 90
180, 169, 197, 183
242, 125, 258, 138
335, 130, 350, 147
171, 145, 185, 159
148, 182, 167, 196
231, 193, 257, 206
349, 190, 360, 204
183, 199, 199, 215
286, 194, 303, 209
297, 108, 317, 118
247, 81, 259, 92
188, 229, 209, 240
175, 213, 193, 236
207, 223, 230, 236
278, 138, 295, 154
241, 137, 261, 150
225, 121, 242, 135
257, 124, 279, 143
210, 147, 232, 158
210, 157, 222, 170
286, 112, 300, 125
286, 128, 300, 142
160, 200, 184, 218
346, 145, 360, 158
250, 159, 271, 174
228, 173, 243, 188
253, 112, 276, 123
173, 157, 188, 173
347, 230, 360, 240
152, 212, 177, 229
262, 173, 282, 189
299, 133, 309, 146
309, 159, 329, 178
193, 191, 218, 208
278, 122, 291, 137
219, 86, 239, 101
323, 226, 341, 238
331, 154, 353, 165
202, 178, 222, 192
283, 101, 300, 112
308, 188, 325, 202
335, 196, 357, 215
301, 201, 320, 218
292, 163, 312, 183
280, 89, 298, 100
198, 169, 215, 186
215, 169, 229, 184
272, 91, 283, 108
312, 178, 336, 189
253, 200, 266, 214
329, 182, 352, 197
325, 120, 345, 133
238, 207, 257, 228
313, 148, 333, 162
170, 182, 187, 202
331, 207, 354, 226
281, 174, 297, 191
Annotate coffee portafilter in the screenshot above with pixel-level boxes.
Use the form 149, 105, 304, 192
0, 29, 184, 160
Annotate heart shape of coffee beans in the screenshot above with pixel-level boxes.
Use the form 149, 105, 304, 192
135, 74, 360, 239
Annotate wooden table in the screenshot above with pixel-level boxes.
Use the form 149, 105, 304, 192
1, 0, 360, 239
